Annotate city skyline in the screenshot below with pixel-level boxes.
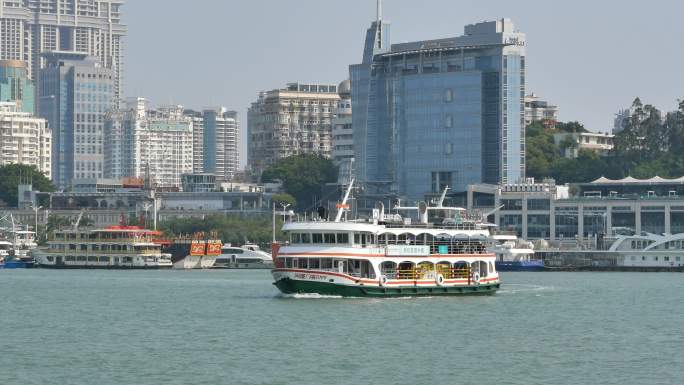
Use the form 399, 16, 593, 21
125, 0, 684, 168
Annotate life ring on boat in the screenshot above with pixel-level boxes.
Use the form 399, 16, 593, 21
436, 274, 445, 286
379, 275, 388, 287
471, 272, 481, 285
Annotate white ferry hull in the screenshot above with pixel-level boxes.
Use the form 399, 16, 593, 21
272, 268, 499, 297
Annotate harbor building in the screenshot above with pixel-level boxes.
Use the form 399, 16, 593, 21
203, 107, 239, 182
0, 0, 126, 104
104, 99, 193, 189
461, 176, 684, 242
0, 101, 51, 177
351, 8, 526, 200
39, 52, 113, 188
552, 131, 614, 158
248, 82, 339, 177
0, 60, 35, 113
332, 79, 354, 185
524, 93, 558, 129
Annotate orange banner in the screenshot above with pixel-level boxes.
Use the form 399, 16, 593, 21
206, 242, 222, 256
190, 242, 206, 256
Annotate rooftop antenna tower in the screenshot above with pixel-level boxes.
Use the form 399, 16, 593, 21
377, 0, 382, 21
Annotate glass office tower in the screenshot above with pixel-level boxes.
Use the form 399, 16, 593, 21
351, 16, 526, 201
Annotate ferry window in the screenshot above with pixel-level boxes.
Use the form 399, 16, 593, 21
299, 258, 308, 269
92, 244, 99, 251
642, 256, 646, 261
677, 257, 681, 261
354, 233, 360, 244
489, 262, 494, 273
664, 256, 670, 261
324, 233, 336, 244
309, 258, 320, 269
631, 256, 636, 261
285, 258, 292, 268
65, 256, 75, 261
69, 244, 77, 250
99, 256, 108, 262
654, 256, 658, 261
77, 256, 87, 262
321, 258, 333, 269
312, 233, 323, 243
301, 233, 310, 243
378, 234, 386, 244
291, 233, 301, 244
337, 233, 349, 244
87, 256, 97, 262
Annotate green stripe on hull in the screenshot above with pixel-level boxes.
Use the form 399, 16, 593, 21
274, 278, 499, 297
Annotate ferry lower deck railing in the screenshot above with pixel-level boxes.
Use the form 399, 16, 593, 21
388, 268, 471, 280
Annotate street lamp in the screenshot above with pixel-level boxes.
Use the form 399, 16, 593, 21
280, 203, 291, 224
30, 205, 43, 234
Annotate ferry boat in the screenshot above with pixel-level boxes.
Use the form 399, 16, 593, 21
212, 244, 274, 269
34, 226, 172, 269
609, 233, 684, 268
489, 234, 544, 271
271, 183, 500, 297
163, 237, 222, 269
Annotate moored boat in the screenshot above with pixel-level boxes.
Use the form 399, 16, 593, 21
489, 234, 544, 271
34, 226, 172, 269
212, 244, 273, 269
271, 183, 500, 297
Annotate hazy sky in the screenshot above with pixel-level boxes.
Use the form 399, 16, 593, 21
125, 0, 684, 167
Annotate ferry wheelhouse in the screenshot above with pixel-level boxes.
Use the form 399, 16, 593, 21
271, 184, 500, 297
34, 226, 172, 269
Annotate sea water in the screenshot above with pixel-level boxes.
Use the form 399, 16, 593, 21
1, 270, 682, 385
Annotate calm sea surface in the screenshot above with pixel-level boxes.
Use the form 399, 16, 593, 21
1, 270, 682, 385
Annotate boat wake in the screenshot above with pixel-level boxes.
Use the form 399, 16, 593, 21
278, 293, 345, 299
497, 283, 552, 295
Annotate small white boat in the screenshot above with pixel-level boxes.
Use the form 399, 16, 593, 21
212, 244, 273, 269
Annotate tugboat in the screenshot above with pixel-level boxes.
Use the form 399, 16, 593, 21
271, 183, 500, 297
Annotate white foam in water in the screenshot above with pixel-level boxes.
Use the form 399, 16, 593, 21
497, 283, 551, 295
279, 293, 344, 299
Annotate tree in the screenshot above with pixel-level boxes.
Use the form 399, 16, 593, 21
261, 154, 337, 210
159, 214, 284, 247
0, 164, 54, 207
271, 193, 296, 208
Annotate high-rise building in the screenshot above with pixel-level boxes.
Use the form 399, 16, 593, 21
39, 52, 113, 188
104, 99, 193, 189
203, 107, 239, 182
0, 0, 126, 104
183, 109, 205, 174
351, 6, 526, 200
331, 79, 353, 185
525, 93, 558, 128
0, 59, 35, 113
248, 82, 339, 177
0, 101, 51, 177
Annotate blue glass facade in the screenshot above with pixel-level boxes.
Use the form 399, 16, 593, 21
352, 18, 526, 201
39, 53, 113, 187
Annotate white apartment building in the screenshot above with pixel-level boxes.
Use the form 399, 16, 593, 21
203, 107, 239, 182
553, 132, 614, 158
525, 93, 559, 128
248, 83, 339, 177
331, 79, 353, 185
0, 101, 51, 177
105, 99, 193, 189
0, 0, 126, 103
